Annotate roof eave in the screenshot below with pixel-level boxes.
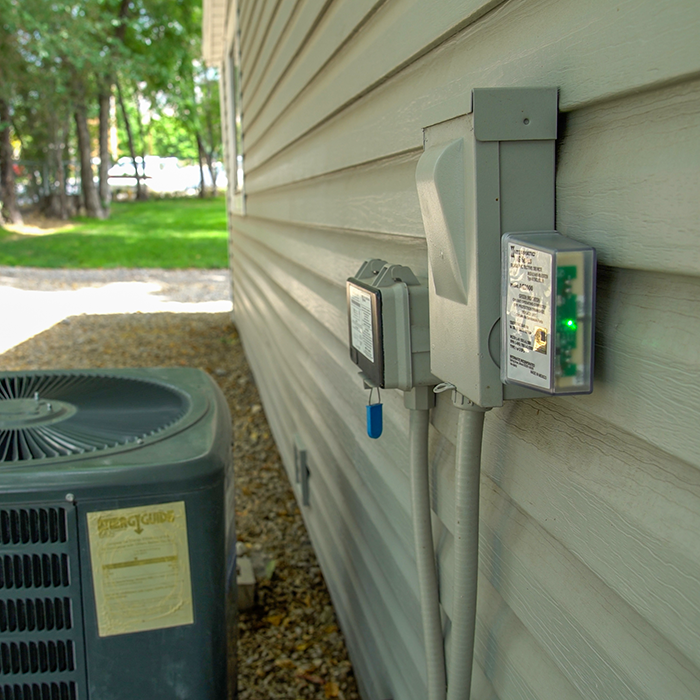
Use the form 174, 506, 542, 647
202, 0, 227, 67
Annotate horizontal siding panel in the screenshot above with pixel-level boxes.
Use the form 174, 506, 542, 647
244, 0, 504, 158
234, 231, 700, 699
245, 0, 700, 172
245, 0, 389, 146
238, 0, 256, 41
234, 231, 609, 700
224, 0, 700, 696
232, 221, 698, 648
234, 226, 347, 339
246, 151, 424, 235
229, 226, 700, 697
244, 0, 331, 122
475, 576, 584, 700
232, 297, 391, 700
244, 0, 700, 184
233, 257, 414, 558
238, 241, 700, 697
239, 0, 265, 58
586, 266, 700, 465
240, 0, 280, 85
245, 79, 700, 276
241, 0, 300, 96
234, 220, 700, 469
430, 394, 700, 675
432, 521, 585, 699
477, 479, 700, 700
309, 503, 413, 700
292, 390, 425, 692
234, 215, 429, 286
231, 239, 416, 487
557, 79, 700, 276
232, 236, 418, 553
234, 250, 417, 561
232, 260, 431, 698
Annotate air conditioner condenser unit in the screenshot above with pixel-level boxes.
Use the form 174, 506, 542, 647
0, 367, 234, 700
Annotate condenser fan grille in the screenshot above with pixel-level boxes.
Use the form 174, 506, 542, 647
0, 374, 189, 464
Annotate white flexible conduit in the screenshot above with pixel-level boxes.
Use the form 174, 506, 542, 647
446, 398, 487, 700
408, 406, 447, 700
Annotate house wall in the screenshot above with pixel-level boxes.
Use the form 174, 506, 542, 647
214, 1, 700, 698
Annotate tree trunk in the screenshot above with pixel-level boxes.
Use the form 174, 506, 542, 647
116, 80, 143, 201
205, 154, 216, 198
196, 132, 206, 198
55, 119, 69, 220
204, 86, 218, 197
42, 130, 62, 218
98, 89, 111, 214
202, 138, 217, 198
134, 91, 149, 200
74, 103, 105, 219
0, 98, 22, 224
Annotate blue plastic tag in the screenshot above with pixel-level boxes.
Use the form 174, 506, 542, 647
366, 402, 383, 439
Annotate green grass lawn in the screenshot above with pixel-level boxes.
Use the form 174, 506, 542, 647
0, 197, 229, 269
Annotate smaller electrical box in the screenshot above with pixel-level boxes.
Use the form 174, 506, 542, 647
501, 232, 596, 395
347, 260, 435, 390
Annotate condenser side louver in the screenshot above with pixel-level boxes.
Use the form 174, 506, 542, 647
0, 368, 234, 700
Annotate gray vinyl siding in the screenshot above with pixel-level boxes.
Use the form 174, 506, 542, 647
219, 0, 700, 698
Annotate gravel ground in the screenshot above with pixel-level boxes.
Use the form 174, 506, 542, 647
0, 269, 360, 700
0, 265, 232, 303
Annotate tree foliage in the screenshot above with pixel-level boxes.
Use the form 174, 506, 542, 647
0, 0, 221, 220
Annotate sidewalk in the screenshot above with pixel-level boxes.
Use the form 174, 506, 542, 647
0, 267, 233, 355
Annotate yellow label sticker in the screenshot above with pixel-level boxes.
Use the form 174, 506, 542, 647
87, 501, 194, 637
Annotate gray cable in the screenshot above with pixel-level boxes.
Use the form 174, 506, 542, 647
409, 406, 446, 700
447, 398, 486, 700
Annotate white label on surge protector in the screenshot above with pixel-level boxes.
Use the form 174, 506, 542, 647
505, 243, 553, 389
349, 285, 375, 362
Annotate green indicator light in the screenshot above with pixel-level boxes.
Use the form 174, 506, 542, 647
563, 319, 577, 331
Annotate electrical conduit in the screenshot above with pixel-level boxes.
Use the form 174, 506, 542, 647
406, 388, 446, 700
446, 394, 487, 700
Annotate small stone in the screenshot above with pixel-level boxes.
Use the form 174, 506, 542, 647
236, 556, 256, 611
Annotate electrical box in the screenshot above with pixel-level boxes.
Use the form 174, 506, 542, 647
502, 232, 596, 394
416, 87, 595, 407
347, 260, 436, 390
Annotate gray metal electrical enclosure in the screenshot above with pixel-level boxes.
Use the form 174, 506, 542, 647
416, 88, 558, 407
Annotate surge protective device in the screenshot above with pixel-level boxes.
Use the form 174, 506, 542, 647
416, 87, 595, 406
502, 232, 595, 394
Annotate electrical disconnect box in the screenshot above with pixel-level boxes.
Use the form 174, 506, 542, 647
416, 87, 596, 406
347, 260, 435, 391
502, 232, 595, 394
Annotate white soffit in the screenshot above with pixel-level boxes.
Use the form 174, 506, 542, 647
202, 0, 227, 66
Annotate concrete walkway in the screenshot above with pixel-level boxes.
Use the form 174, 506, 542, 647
0, 267, 233, 355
